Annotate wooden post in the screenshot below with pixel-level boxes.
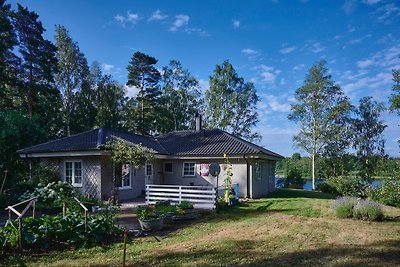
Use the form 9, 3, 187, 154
122, 229, 127, 267
18, 218, 22, 250
84, 210, 87, 232
32, 200, 36, 219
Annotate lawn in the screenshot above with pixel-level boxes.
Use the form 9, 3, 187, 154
3, 189, 400, 267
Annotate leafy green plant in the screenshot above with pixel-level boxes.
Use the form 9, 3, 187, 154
223, 153, 233, 187
177, 200, 193, 210
318, 176, 369, 197
155, 204, 176, 213
284, 167, 305, 189
332, 196, 358, 218
136, 205, 161, 221
353, 200, 383, 221
366, 180, 400, 208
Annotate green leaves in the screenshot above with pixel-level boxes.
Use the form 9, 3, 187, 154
106, 139, 154, 167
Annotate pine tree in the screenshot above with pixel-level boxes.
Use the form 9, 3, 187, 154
288, 60, 350, 189
126, 51, 161, 135
14, 3, 59, 119
54, 25, 89, 136
205, 60, 259, 140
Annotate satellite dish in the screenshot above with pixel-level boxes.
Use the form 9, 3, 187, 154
209, 162, 221, 177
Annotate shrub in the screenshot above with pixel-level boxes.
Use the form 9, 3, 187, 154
353, 199, 383, 221
318, 176, 369, 197
177, 200, 193, 209
367, 180, 400, 208
283, 167, 305, 189
136, 205, 161, 221
332, 196, 358, 218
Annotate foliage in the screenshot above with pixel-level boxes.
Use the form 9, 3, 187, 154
367, 180, 400, 208
276, 153, 312, 179
155, 204, 177, 213
136, 205, 161, 221
159, 60, 204, 133
288, 60, 351, 190
55, 25, 89, 136
0, 212, 121, 251
106, 139, 154, 166
284, 167, 305, 189
389, 69, 400, 116
216, 196, 226, 208
205, 60, 260, 141
317, 176, 369, 197
126, 51, 161, 135
332, 196, 358, 218
223, 153, 233, 186
352, 199, 383, 221
177, 200, 194, 210
352, 96, 387, 180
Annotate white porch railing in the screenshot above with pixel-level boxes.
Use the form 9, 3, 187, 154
145, 184, 216, 209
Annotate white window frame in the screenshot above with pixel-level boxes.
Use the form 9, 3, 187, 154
64, 160, 83, 187
145, 164, 153, 177
119, 163, 132, 190
164, 162, 173, 174
182, 162, 196, 177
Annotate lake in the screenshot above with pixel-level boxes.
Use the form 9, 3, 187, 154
275, 177, 383, 191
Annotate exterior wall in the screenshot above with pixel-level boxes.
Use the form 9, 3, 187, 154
250, 159, 276, 198
161, 158, 249, 198
42, 156, 102, 198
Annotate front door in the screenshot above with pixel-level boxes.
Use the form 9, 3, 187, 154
145, 164, 153, 184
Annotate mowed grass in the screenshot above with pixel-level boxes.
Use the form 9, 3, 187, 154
3, 189, 400, 267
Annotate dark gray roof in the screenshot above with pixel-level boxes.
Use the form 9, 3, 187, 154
18, 128, 283, 159
17, 128, 168, 155
157, 129, 284, 158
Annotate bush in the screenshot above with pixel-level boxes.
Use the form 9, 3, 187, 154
332, 196, 358, 218
283, 167, 305, 189
0, 212, 121, 251
353, 200, 383, 221
318, 176, 369, 197
177, 200, 194, 209
366, 180, 400, 208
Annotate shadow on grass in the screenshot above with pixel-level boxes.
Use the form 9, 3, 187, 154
267, 188, 336, 199
138, 239, 400, 267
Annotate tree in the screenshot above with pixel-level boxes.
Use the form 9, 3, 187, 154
288, 60, 350, 190
389, 69, 400, 115
14, 4, 59, 119
54, 25, 89, 136
126, 51, 161, 135
159, 60, 203, 133
0, 0, 20, 110
352, 96, 387, 180
205, 60, 260, 141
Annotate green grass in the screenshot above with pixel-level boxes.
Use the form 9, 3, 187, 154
2, 189, 400, 267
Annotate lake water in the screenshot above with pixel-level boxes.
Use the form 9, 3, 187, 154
275, 177, 383, 191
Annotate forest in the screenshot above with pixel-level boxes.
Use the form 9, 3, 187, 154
0, 0, 399, 203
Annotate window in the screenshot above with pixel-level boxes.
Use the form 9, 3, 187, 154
116, 163, 132, 189
183, 162, 196, 177
145, 164, 153, 176
65, 161, 82, 187
164, 163, 173, 173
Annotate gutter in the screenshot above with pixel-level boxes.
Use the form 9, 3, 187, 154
243, 154, 251, 198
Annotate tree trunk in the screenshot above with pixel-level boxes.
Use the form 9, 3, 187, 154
312, 151, 315, 190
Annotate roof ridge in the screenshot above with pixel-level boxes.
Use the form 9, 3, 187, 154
17, 128, 100, 153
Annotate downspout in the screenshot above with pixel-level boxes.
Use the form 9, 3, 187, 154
243, 154, 250, 198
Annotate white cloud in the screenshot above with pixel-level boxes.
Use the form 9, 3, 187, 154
114, 11, 139, 27
102, 63, 114, 73
341, 72, 393, 99
357, 59, 374, 68
279, 46, 296, 54
170, 14, 189, 31
293, 64, 305, 71
363, 0, 382, 4
232, 20, 240, 28
148, 9, 168, 21
342, 0, 357, 15
198, 79, 209, 93
241, 48, 259, 55
373, 3, 400, 23
258, 65, 281, 84
259, 93, 292, 113
311, 42, 326, 53
124, 85, 140, 98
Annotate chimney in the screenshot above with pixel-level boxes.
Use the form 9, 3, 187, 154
195, 114, 202, 132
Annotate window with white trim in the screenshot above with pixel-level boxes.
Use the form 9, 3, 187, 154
65, 161, 82, 187
183, 162, 196, 177
145, 164, 153, 176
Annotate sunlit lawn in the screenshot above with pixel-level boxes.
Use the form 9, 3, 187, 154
3, 189, 400, 266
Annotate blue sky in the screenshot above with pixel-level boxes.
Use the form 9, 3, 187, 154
9, 0, 400, 157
